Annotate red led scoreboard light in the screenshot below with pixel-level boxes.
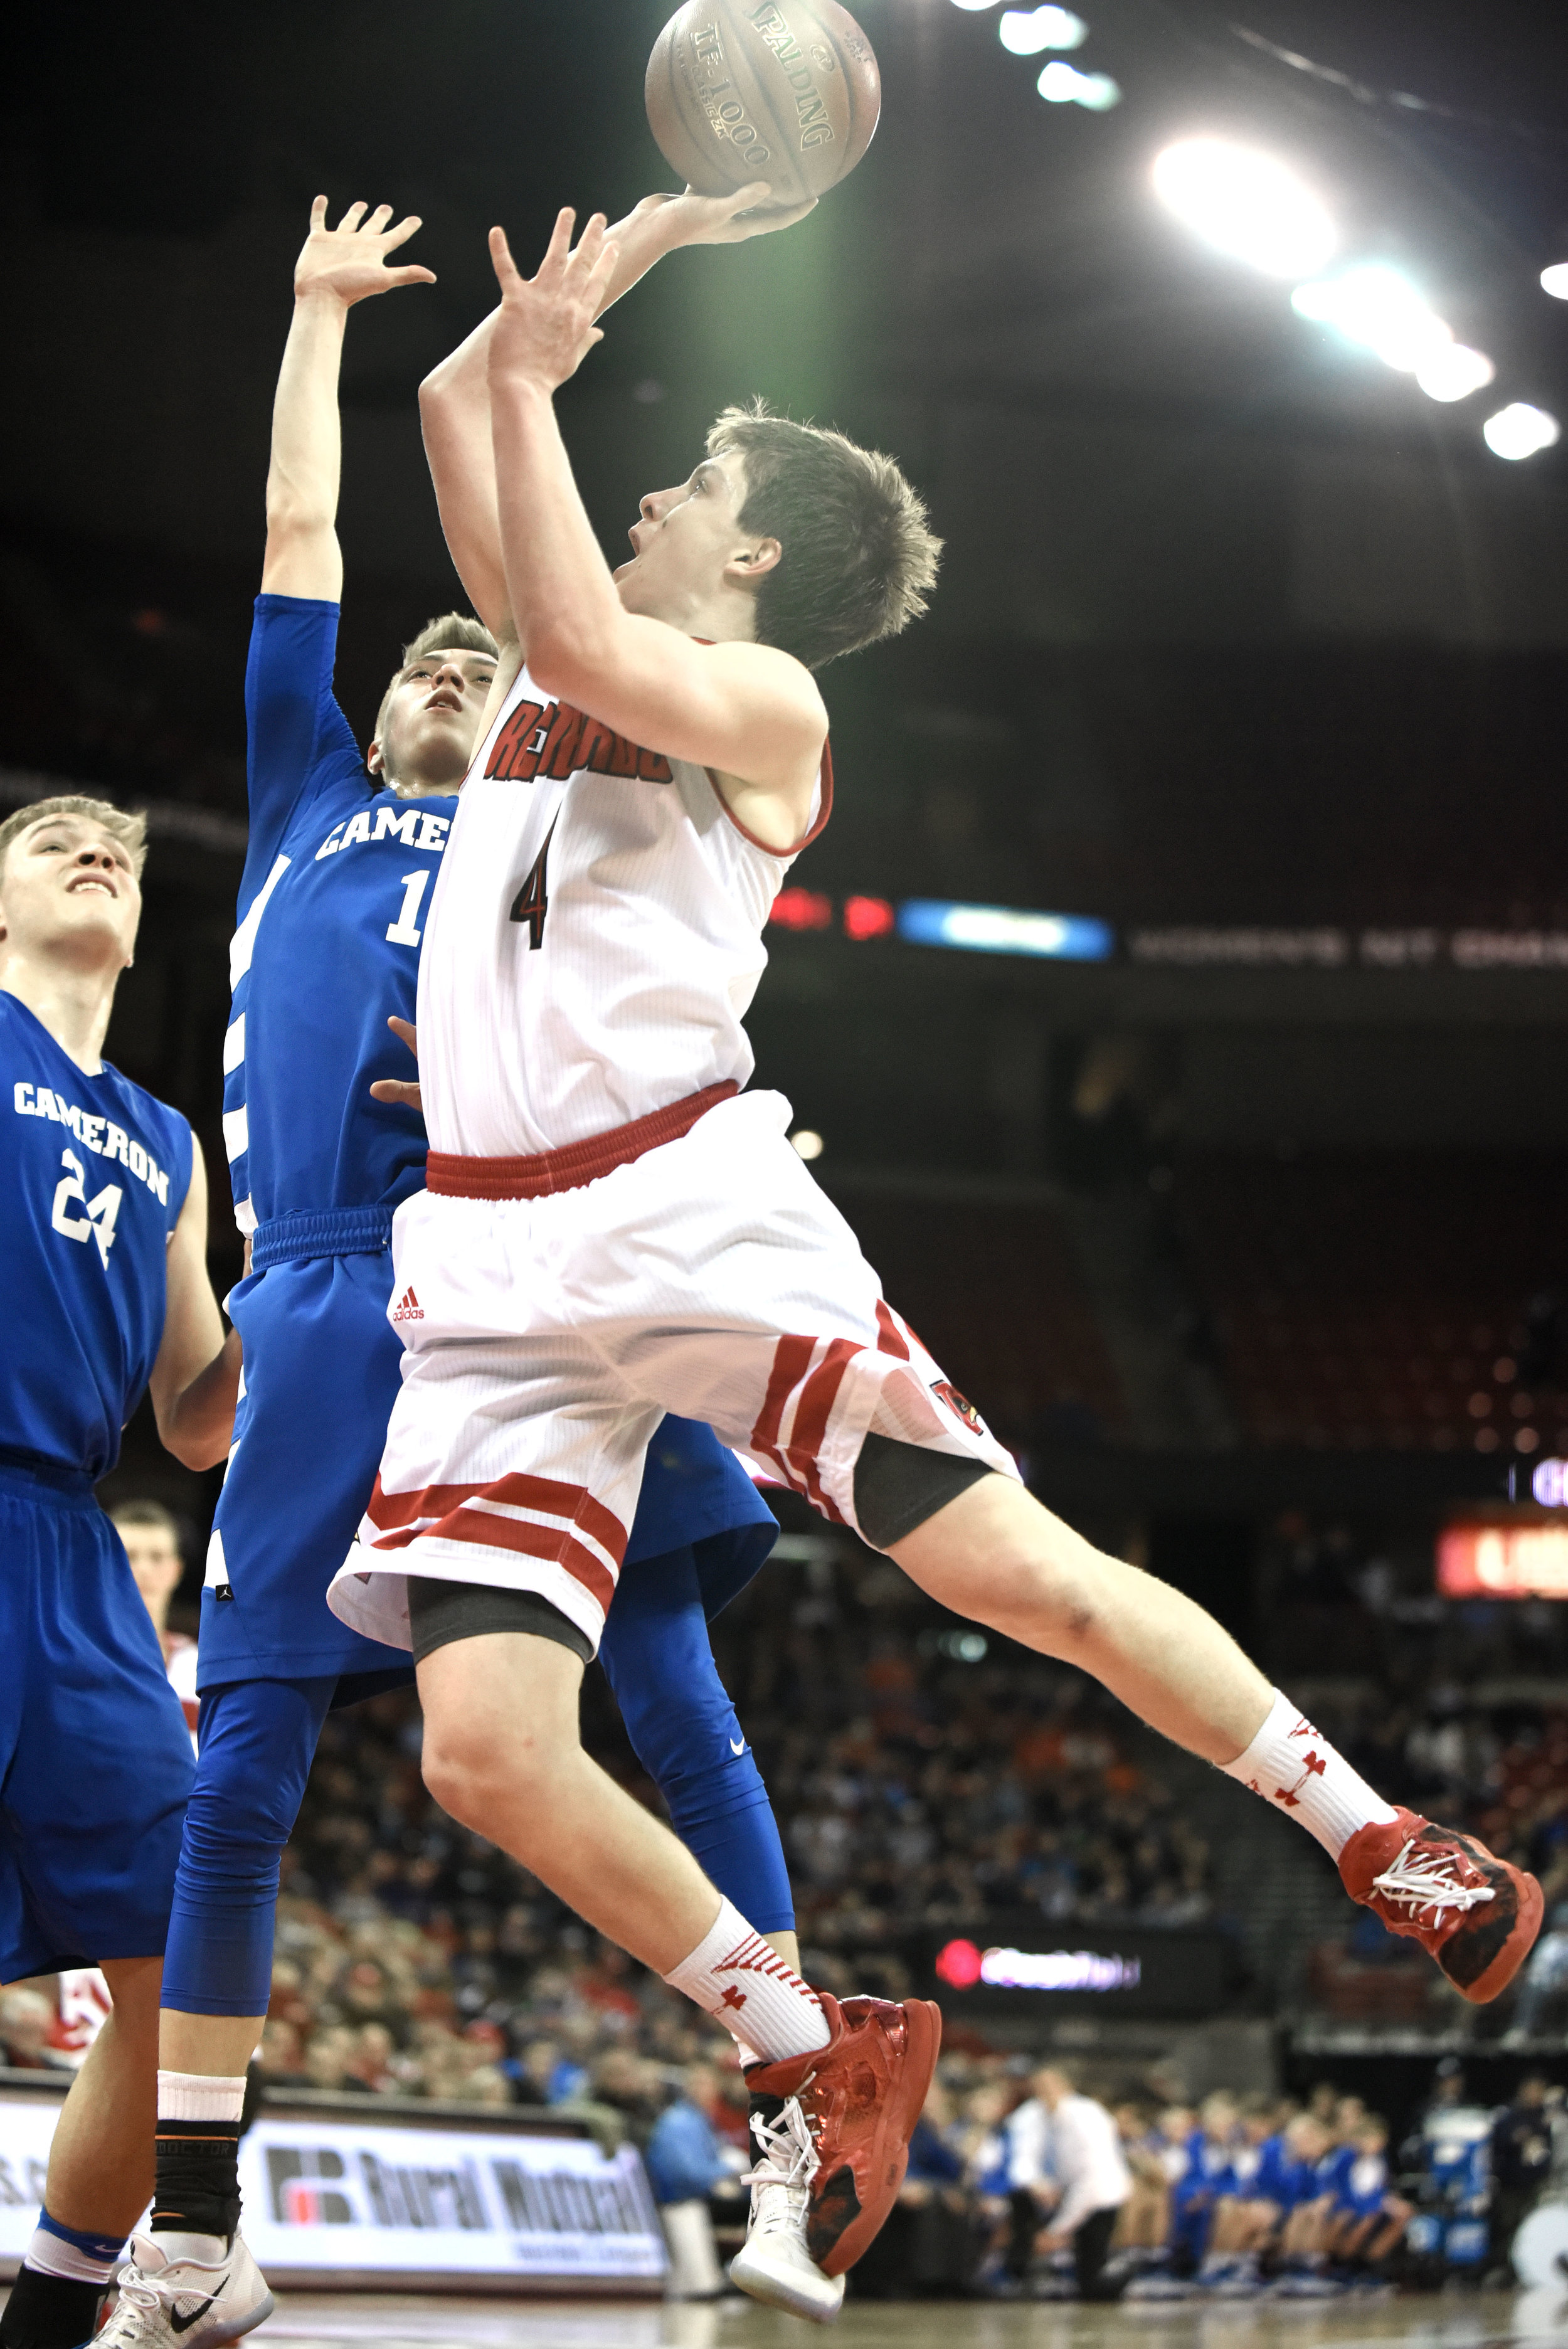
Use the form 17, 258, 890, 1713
1438, 1519, 1568, 1599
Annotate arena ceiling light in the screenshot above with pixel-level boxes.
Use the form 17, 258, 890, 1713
1290, 265, 1451, 372
1000, 5, 1086, 53
1414, 342, 1495, 403
1037, 60, 1120, 108
1483, 403, 1560, 460
1540, 263, 1568, 300
897, 901, 1114, 959
1152, 141, 1335, 278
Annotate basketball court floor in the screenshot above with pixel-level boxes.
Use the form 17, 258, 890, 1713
246, 2289, 1568, 2349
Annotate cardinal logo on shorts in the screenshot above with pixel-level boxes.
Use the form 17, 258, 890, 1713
391, 1286, 423, 1323
932, 1381, 987, 1437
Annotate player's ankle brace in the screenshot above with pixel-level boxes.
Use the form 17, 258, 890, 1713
152, 2071, 247, 2242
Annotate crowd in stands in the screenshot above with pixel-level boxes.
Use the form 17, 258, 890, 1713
1253, 1514, 1568, 2023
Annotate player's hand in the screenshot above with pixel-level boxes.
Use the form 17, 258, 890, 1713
610, 183, 817, 262
293, 197, 437, 309
487, 211, 620, 395
369, 1014, 421, 1111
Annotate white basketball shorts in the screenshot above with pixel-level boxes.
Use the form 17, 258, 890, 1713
327, 1086, 1019, 1657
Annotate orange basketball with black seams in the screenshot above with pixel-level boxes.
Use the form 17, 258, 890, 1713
645, 0, 881, 209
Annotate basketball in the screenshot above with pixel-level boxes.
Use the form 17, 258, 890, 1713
645, 0, 881, 209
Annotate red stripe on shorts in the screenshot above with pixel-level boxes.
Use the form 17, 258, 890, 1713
366, 1470, 626, 1564
874, 1299, 911, 1360
751, 1335, 817, 1468
783, 1339, 861, 1524
432, 1506, 617, 1619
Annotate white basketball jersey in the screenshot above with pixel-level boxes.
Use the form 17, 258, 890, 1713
416, 657, 830, 1158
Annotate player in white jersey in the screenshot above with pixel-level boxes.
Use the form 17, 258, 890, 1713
114, 1499, 199, 1747
330, 209, 1540, 2309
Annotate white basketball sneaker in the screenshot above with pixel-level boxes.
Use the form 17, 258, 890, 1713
96, 2232, 273, 2348
729, 2097, 845, 2323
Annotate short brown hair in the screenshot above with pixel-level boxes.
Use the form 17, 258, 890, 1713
110, 1498, 181, 1539
0, 795, 147, 883
373, 614, 499, 749
707, 401, 942, 671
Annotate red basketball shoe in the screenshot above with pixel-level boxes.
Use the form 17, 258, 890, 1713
739, 1993, 942, 2283
1338, 1809, 1543, 2003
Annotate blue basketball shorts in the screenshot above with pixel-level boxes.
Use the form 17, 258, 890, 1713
0, 1458, 193, 1979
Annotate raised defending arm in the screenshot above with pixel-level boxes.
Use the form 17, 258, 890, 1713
262, 198, 436, 601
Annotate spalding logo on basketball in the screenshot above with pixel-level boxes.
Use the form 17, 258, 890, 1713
645, 1, 881, 209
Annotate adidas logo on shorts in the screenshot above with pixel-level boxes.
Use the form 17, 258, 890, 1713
391, 1286, 423, 1324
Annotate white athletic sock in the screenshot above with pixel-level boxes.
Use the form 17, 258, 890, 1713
663, 1899, 831, 2064
26, 2211, 125, 2286
1221, 1688, 1399, 1860
156, 2068, 247, 2122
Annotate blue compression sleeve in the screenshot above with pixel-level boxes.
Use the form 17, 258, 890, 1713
161, 1675, 336, 2016
599, 1546, 795, 1934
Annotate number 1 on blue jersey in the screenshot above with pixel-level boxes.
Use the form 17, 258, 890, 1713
386, 869, 430, 948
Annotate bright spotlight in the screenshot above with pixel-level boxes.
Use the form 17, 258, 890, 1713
1415, 343, 1495, 403
1483, 403, 1560, 460
1539, 263, 1568, 300
1152, 141, 1335, 277
1290, 265, 1450, 371
948, 0, 1000, 10
1000, 5, 1086, 53
1037, 61, 1120, 107
790, 1128, 825, 1160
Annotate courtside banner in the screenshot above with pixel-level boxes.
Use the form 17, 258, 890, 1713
0, 2094, 665, 2286
0, 2097, 56, 2261
238, 2118, 666, 2281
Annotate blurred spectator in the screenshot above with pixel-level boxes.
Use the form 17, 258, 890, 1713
0, 1986, 67, 2071
1025, 2067, 1131, 2302
1490, 2076, 1554, 2272
1508, 1903, 1568, 2040
112, 1498, 198, 1745
645, 2063, 731, 2300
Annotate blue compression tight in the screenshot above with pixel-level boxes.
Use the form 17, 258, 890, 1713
160, 1544, 793, 2017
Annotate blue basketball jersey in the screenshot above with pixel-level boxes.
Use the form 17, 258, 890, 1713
1, 992, 192, 1477
225, 596, 455, 1232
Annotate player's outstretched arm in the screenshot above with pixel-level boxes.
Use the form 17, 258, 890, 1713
262, 198, 435, 602
148, 1140, 241, 1471
418, 184, 813, 654
486, 213, 827, 841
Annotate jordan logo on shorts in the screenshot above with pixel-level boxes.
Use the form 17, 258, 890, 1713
391, 1286, 424, 1324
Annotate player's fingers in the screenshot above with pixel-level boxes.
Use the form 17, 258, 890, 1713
489, 224, 524, 290
730, 196, 817, 239
365, 203, 394, 231
339, 200, 369, 231
383, 213, 424, 251
541, 206, 576, 273
387, 1015, 418, 1056
369, 1079, 423, 1108
726, 181, 775, 213
386, 267, 438, 289
309, 194, 329, 231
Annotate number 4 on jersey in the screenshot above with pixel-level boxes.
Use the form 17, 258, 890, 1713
509, 819, 556, 950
